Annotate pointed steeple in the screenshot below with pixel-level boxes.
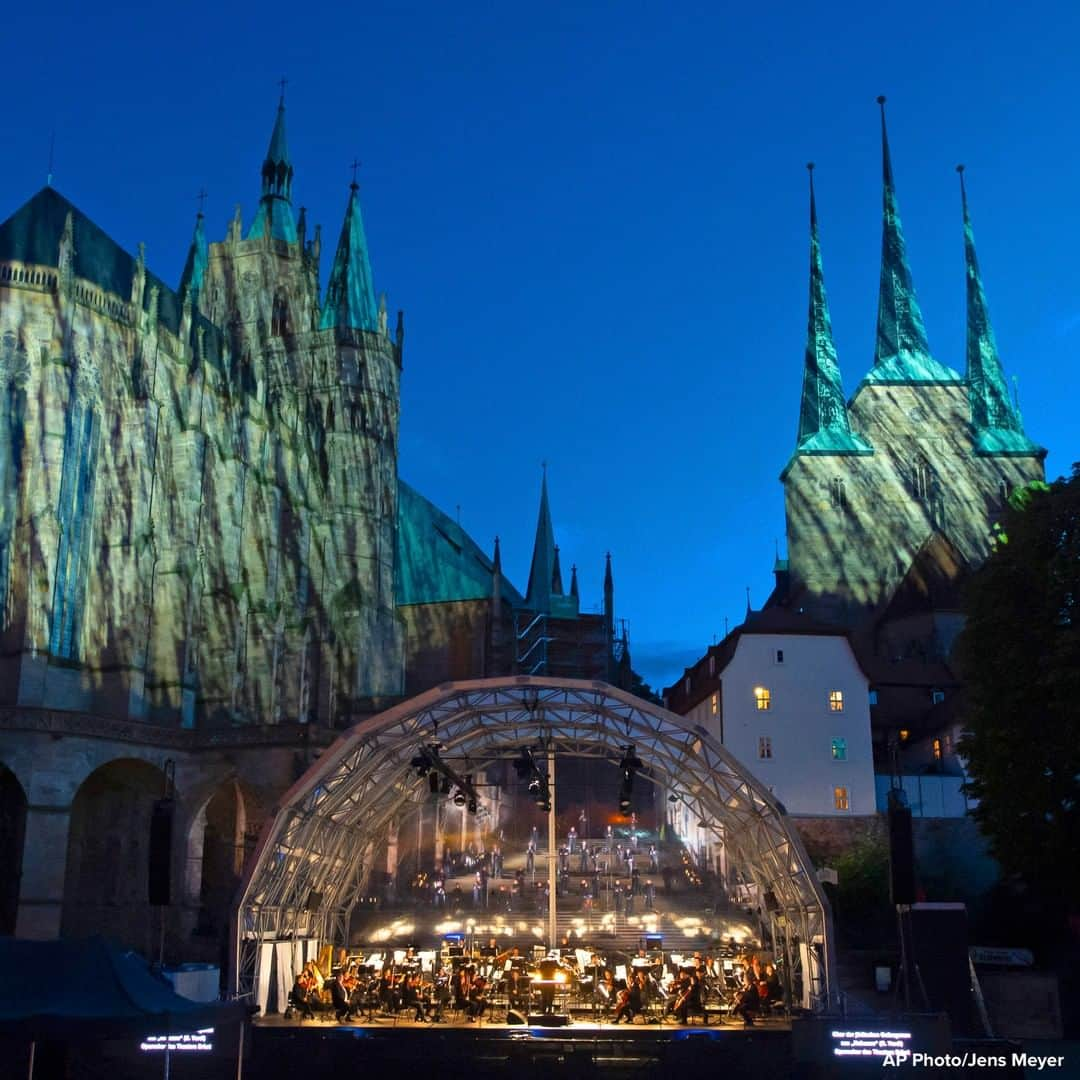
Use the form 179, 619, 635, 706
319, 181, 378, 332
247, 94, 298, 244
492, 535, 502, 575
958, 166, 1042, 456
793, 164, 872, 459
867, 97, 960, 385
179, 211, 208, 306
525, 468, 557, 612
569, 564, 579, 601
552, 545, 564, 595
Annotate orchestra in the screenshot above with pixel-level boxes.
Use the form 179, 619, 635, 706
277, 940, 786, 1028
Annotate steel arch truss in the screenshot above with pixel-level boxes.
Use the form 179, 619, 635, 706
234, 677, 837, 1009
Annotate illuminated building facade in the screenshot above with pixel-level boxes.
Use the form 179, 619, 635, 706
0, 100, 626, 952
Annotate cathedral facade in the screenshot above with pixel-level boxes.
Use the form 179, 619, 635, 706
0, 100, 624, 952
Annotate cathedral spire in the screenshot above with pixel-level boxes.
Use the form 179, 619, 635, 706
569, 564, 579, 601
958, 166, 1042, 456
868, 97, 959, 385
319, 180, 378, 332
247, 94, 298, 244
552, 545, 564, 595
525, 467, 557, 613
794, 164, 871, 458
179, 210, 208, 306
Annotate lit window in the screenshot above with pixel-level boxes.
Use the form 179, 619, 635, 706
775, 649, 785, 664
754, 687, 771, 711
710, 693, 718, 715
834, 786, 849, 811
758, 736, 772, 760
831, 738, 847, 761
829, 690, 844, 712
868, 690, 878, 706
899, 729, 910, 743
932, 738, 942, 760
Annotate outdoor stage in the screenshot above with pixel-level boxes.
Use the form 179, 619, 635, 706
250, 1014, 796, 1079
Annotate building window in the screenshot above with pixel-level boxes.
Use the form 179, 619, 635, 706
830, 477, 847, 508
932, 738, 942, 760
829, 690, 844, 712
998, 480, 1011, 505
774, 649, 785, 665
868, 690, 878, 706
931, 689, 945, 705
271, 294, 290, 336
831, 737, 847, 761
944, 733, 952, 754
710, 692, 718, 715
684, 677, 691, 696
754, 686, 771, 711
708, 655, 715, 676
758, 736, 772, 760
913, 457, 933, 502
899, 728, 910, 743
834, 786, 850, 811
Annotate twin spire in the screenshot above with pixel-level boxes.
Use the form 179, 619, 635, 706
793, 98, 1039, 462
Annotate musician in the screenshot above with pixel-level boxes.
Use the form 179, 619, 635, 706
673, 968, 703, 1024
734, 961, 762, 1026
598, 969, 617, 1012
764, 962, 783, 1009
330, 967, 356, 1022
428, 966, 452, 1023
402, 971, 428, 1022
453, 965, 471, 1011
613, 970, 646, 1024
466, 973, 488, 1020
286, 964, 318, 1020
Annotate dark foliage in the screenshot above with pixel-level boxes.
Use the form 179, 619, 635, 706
957, 465, 1080, 919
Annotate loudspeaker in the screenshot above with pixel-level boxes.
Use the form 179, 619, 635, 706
506, 1009, 528, 1025
888, 804, 916, 906
148, 799, 174, 906
763, 889, 780, 913
304, 889, 323, 912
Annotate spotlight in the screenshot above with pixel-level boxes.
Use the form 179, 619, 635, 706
513, 749, 534, 779
411, 754, 429, 778
453, 790, 467, 807
467, 797, 478, 815
428, 771, 440, 794
619, 787, 632, 814
667, 794, 678, 803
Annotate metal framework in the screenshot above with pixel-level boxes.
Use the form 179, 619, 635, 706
232, 677, 837, 1009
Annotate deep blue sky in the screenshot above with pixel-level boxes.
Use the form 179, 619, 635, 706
4, 3, 1078, 692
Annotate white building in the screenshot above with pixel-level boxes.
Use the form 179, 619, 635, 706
663, 608, 875, 822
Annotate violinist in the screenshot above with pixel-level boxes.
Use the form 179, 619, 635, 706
734, 957, 763, 1027
331, 965, 358, 1022
286, 961, 318, 1020
402, 971, 427, 1022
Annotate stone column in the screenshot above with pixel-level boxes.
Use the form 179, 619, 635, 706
15, 779, 72, 939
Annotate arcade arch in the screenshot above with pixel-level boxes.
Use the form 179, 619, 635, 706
234, 678, 836, 1008
0, 764, 27, 934
62, 757, 168, 949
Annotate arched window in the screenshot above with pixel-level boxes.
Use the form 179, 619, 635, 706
271, 294, 290, 337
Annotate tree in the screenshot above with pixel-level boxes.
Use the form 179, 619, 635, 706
957, 464, 1080, 917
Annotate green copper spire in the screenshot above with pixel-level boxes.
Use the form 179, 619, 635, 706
795, 164, 872, 458
319, 181, 379, 332
959, 166, 1042, 456
525, 468, 557, 612
179, 211, 207, 304
866, 97, 960, 385
247, 94, 297, 244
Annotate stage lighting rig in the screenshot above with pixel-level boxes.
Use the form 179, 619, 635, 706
617, 744, 642, 815
516, 745, 551, 812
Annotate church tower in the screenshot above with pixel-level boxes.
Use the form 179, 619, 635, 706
781, 100, 1045, 654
